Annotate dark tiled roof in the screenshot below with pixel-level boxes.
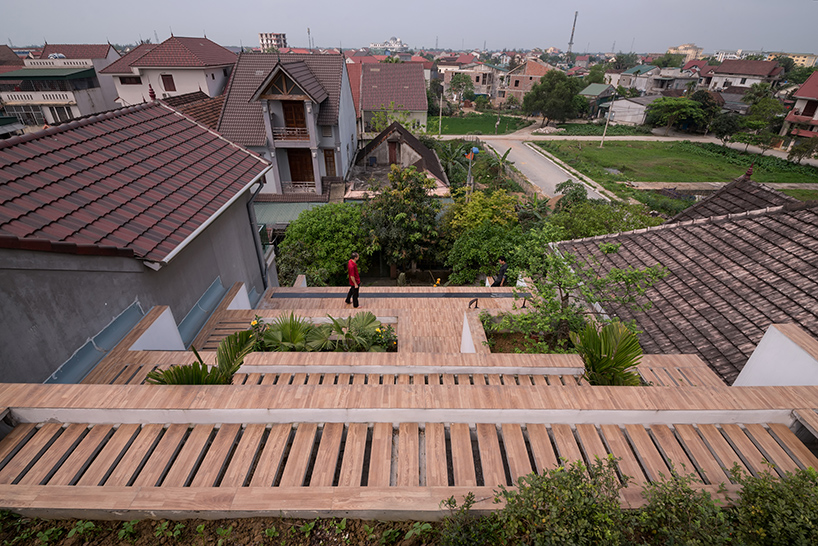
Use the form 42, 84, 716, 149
114, 37, 236, 69
558, 202, 818, 384
666, 175, 797, 224
171, 94, 225, 130
361, 63, 426, 112
0, 102, 269, 263
252, 61, 328, 104
347, 62, 363, 115
794, 71, 818, 100
714, 60, 780, 77
41, 43, 115, 60
160, 90, 210, 107
355, 122, 447, 184
218, 52, 345, 147
99, 43, 157, 74
0, 45, 24, 66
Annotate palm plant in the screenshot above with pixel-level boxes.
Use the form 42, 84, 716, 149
436, 141, 470, 185
263, 312, 320, 352
328, 311, 383, 352
146, 330, 254, 385
569, 321, 643, 386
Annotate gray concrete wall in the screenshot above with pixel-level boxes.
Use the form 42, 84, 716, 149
0, 196, 264, 384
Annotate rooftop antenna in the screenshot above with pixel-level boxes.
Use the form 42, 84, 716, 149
154, 30, 159, 43
567, 11, 578, 59
169, 27, 173, 38
307, 27, 311, 50
203, 30, 207, 39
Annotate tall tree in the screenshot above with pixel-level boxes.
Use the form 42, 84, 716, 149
689, 90, 721, 134
646, 97, 706, 135
449, 72, 474, 101
788, 137, 818, 164
652, 53, 685, 68
742, 83, 774, 106
711, 113, 741, 146
522, 70, 584, 125
585, 63, 608, 84
612, 52, 638, 70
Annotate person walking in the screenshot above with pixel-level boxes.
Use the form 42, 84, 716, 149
491, 256, 508, 287
345, 252, 361, 308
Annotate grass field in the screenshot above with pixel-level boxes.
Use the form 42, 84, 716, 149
534, 140, 818, 186
780, 188, 818, 201
432, 112, 532, 135
556, 123, 653, 136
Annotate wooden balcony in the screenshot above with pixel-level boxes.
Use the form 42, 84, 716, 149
272, 126, 309, 140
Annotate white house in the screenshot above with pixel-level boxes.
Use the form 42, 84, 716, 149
100, 36, 236, 106
708, 60, 782, 92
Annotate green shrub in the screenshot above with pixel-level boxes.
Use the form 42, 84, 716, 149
570, 321, 643, 386
446, 222, 524, 285
146, 330, 254, 385
439, 492, 505, 546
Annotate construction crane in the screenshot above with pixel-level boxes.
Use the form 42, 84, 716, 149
567, 11, 578, 64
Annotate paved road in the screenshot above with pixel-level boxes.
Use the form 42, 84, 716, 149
484, 138, 606, 199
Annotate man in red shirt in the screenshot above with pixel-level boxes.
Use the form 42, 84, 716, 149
345, 252, 361, 308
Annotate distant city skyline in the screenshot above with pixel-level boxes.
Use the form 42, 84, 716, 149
4, 0, 817, 55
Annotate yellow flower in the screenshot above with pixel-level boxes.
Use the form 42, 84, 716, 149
251, 320, 258, 326
437, 278, 441, 282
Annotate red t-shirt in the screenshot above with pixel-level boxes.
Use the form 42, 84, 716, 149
348, 259, 360, 286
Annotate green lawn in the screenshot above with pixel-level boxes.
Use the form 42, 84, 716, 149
534, 140, 818, 185
556, 123, 653, 136
432, 113, 532, 135
780, 188, 818, 201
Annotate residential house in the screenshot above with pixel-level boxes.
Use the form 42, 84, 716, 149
100, 36, 236, 106
618, 65, 659, 94
356, 63, 427, 135
558, 176, 815, 384
603, 95, 661, 125
574, 55, 590, 68
767, 52, 817, 68
566, 66, 589, 78
604, 68, 625, 87
0, 101, 271, 384
578, 83, 615, 117
345, 54, 437, 87
648, 68, 699, 94
217, 52, 357, 197
667, 43, 703, 64
442, 62, 505, 99
780, 71, 818, 144
259, 33, 287, 51
719, 86, 752, 115
435, 53, 476, 75
708, 59, 782, 91
498, 59, 556, 104
346, 121, 448, 199
0, 43, 120, 126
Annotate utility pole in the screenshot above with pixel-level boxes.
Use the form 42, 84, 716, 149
600, 91, 616, 148
567, 11, 578, 62
439, 92, 443, 136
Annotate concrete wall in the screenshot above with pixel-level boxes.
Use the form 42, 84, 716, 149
337, 66, 359, 176
113, 67, 231, 106
92, 49, 122, 110
610, 100, 649, 125
72, 88, 108, 116
734, 325, 818, 386
0, 196, 263, 384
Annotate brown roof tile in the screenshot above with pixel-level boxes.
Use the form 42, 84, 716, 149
103, 37, 235, 71
217, 52, 345, 147
355, 122, 446, 183
794, 71, 818, 100
99, 43, 156, 74
0, 45, 24, 67
714, 59, 781, 77
172, 94, 225, 130
558, 202, 818, 385
0, 102, 268, 263
41, 43, 115, 60
361, 63, 426, 112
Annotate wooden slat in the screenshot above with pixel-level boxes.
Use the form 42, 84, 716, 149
337, 423, 367, 487
526, 423, 557, 473
501, 424, 532, 484
368, 423, 392, 487
767, 422, 818, 470
425, 423, 448, 486
720, 424, 773, 476
575, 424, 608, 464
161, 425, 214, 487
132, 424, 188, 487
450, 423, 476, 486
76, 424, 140, 486
47, 425, 114, 486
552, 424, 583, 466
397, 423, 419, 486
104, 424, 164, 486
245, 373, 262, 385
278, 423, 317, 487
743, 424, 800, 474
476, 424, 505, 487
0, 424, 37, 467
260, 373, 276, 385
311, 423, 343, 487
696, 424, 748, 479
16, 424, 87, 486
674, 424, 731, 485
599, 424, 646, 484
220, 424, 266, 487
650, 425, 699, 478
190, 424, 242, 487
0, 423, 62, 484
291, 373, 308, 385
249, 424, 291, 487
307, 374, 322, 386
624, 424, 669, 482
794, 409, 818, 438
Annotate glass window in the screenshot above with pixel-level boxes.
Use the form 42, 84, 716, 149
4, 104, 45, 126
161, 74, 176, 92
49, 106, 74, 123
120, 76, 142, 85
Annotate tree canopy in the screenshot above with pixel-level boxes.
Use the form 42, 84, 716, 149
449, 73, 474, 100
611, 52, 638, 70
646, 97, 706, 135
523, 70, 585, 125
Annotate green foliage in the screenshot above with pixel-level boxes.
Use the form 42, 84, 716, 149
730, 465, 818, 546
554, 179, 588, 212
379, 528, 403, 545
711, 113, 741, 145
118, 519, 139, 542
646, 97, 705, 135
434, 140, 470, 187
585, 62, 608, 84
327, 311, 384, 352
652, 53, 685, 68
216, 525, 233, 546
276, 202, 371, 286
446, 222, 525, 284
549, 200, 664, 239
334, 518, 347, 534
615, 85, 642, 98
369, 101, 422, 133
474, 95, 490, 111
742, 82, 774, 106
787, 65, 818, 84
372, 324, 398, 352
299, 519, 316, 538
449, 72, 474, 100
431, 113, 532, 136
612, 52, 639, 70
264, 525, 279, 539
404, 521, 435, 541
362, 166, 441, 268
689, 90, 721, 131
146, 329, 254, 385
570, 321, 643, 386
362, 524, 377, 541
443, 188, 519, 239
599, 242, 621, 254
556, 122, 653, 136
263, 312, 324, 352
523, 70, 586, 123
439, 493, 505, 546
67, 520, 95, 538
788, 136, 818, 164
516, 193, 552, 231
496, 456, 628, 545
35, 527, 63, 545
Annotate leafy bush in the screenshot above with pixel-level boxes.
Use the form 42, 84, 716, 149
146, 330, 254, 385
557, 123, 653, 136
442, 189, 519, 240
263, 312, 327, 352
446, 222, 524, 285
570, 321, 643, 386
439, 492, 504, 546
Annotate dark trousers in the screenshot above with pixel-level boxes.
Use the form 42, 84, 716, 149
345, 285, 359, 307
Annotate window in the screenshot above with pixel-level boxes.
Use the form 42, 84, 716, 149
211, 73, 215, 80
119, 76, 142, 85
4, 104, 45, 126
223, 68, 229, 77
49, 106, 74, 123
740, 78, 747, 85
160, 74, 176, 92
514, 79, 519, 87
321, 126, 332, 137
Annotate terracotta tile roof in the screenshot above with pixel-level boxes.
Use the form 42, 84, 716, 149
99, 43, 156, 74
40, 43, 115, 60
346, 62, 363, 115
169, 94, 225, 130
558, 201, 818, 384
793, 71, 818, 100
217, 52, 345, 147
117, 37, 236, 69
0, 102, 269, 263
159, 90, 210, 107
361, 63, 426, 112
683, 60, 709, 72
508, 59, 555, 77
356, 122, 446, 183
666, 174, 798, 224
0, 45, 24, 66
714, 59, 781, 77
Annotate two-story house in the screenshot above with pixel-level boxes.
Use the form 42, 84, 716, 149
618, 65, 659, 94
100, 36, 236, 106
498, 59, 556, 104
708, 60, 782, 91
217, 52, 357, 197
780, 71, 818, 144
0, 43, 120, 126
357, 63, 428, 134
442, 62, 505, 100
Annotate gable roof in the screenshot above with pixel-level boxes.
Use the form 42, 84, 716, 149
99, 43, 156, 74
0, 45, 24, 66
41, 43, 116, 60
250, 60, 328, 104
346, 62, 363, 115
355, 122, 446, 184
557, 201, 818, 384
683, 60, 709, 72
579, 83, 613, 97
793, 71, 818, 100
0, 102, 269, 263
103, 37, 235, 71
624, 65, 658, 75
665, 172, 798, 224
217, 52, 345, 147
508, 59, 555, 77
360, 63, 426, 112
714, 59, 781, 77
163, 93, 225, 130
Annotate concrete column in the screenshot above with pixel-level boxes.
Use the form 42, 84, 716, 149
260, 101, 282, 193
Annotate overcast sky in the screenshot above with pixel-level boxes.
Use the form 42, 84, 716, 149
3, 0, 817, 55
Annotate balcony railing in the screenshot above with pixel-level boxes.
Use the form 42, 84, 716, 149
25, 59, 93, 68
272, 126, 309, 140
785, 112, 818, 125
0, 91, 76, 105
